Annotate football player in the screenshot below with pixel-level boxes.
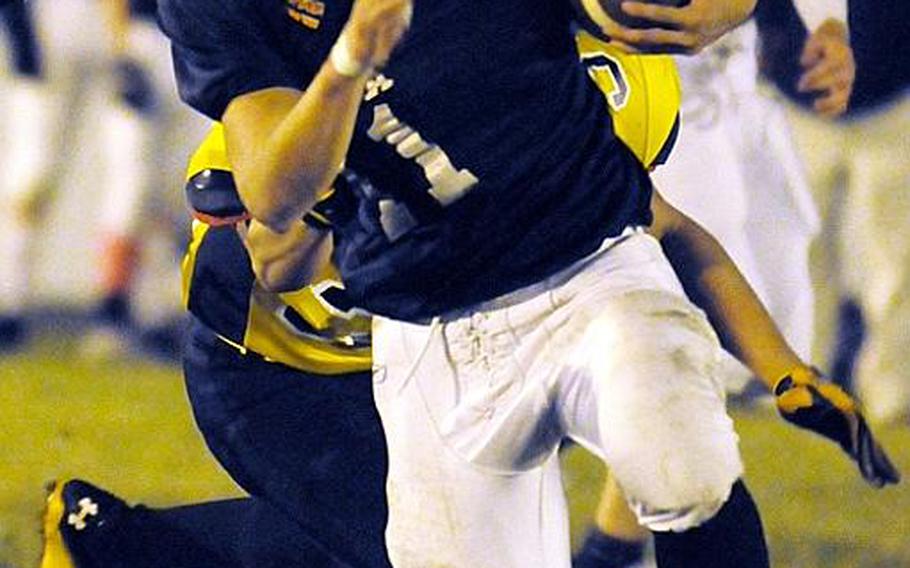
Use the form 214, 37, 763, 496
83, 0, 207, 357
157, 0, 897, 567
1, 0, 118, 347
0, 0, 203, 355
759, 0, 910, 425
41, 26, 679, 568
0, 0, 50, 348
575, 2, 858, 565
41, 124, 391, 568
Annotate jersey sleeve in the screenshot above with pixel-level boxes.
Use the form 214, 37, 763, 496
158, 0, 301, 119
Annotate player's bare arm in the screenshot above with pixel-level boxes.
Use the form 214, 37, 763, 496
586, 0, 757, 54
650, 189, 900, 487
798, 18, 854, 117
239, 219, 334, 293
222, 0, 412, 232
649, 189, 804, 386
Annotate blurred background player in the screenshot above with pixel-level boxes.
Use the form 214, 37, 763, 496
41, 125, 391, 568
83, 0, 206, 359
653, 18, 819, 374
0, 0, 52, 348
574, 1, 858, 566
0, 0, 203, 357
757, 0, 910, 426
650, 0, 853, 386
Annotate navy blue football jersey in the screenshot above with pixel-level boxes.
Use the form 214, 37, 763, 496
159, 0, 654, 320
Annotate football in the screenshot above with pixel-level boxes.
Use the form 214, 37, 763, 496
572, 0, 691, 40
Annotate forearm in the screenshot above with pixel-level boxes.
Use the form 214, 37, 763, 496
222, 0, 412, 232
650, 198, 899, 488
652, 193, 805, 388
223, 65, 367, 232
665, 229, 804, 387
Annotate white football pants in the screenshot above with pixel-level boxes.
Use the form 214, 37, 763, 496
372, 231, 744, 568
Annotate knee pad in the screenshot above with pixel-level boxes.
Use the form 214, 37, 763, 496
614, 426, 741, 533
590, 292, 744, 532
629, 481, 733, 533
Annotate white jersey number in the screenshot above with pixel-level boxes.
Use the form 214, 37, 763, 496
367, 103, 479, 240
580, 52, 630, 110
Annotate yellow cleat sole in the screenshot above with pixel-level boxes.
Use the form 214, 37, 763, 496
40, 481, 76, 568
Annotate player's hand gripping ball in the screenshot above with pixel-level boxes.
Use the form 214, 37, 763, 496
571, 0, 691, 52
775, 368, 901, 488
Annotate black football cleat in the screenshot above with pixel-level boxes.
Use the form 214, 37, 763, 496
40, 479, 130, 568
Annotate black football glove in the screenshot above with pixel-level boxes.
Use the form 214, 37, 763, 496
774, 369, 901, 488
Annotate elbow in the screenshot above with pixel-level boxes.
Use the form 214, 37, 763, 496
236, 174, 308, 233
238, 174, 326, 233
245, 199, 300, 234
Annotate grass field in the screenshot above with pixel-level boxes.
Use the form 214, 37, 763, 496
2, 329, 909, 567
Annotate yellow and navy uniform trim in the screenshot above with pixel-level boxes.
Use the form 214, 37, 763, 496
181, 125, 371, 375
575, 30, 681, 169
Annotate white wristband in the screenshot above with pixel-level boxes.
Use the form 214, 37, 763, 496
329, 33, 371, 78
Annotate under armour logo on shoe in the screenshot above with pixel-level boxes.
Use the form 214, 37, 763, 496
67, 497, 99, 531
